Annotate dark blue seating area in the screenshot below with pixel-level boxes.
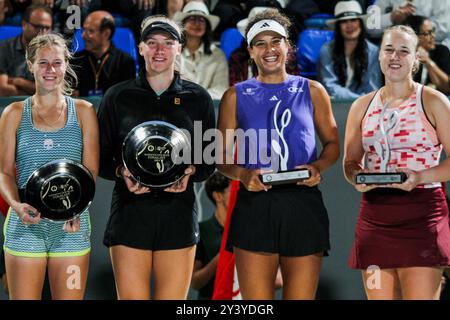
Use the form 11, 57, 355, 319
0, 25, 21, 41
220, 27, 244, 61
2, 11, 338, 84
303, 13, 334, 29
296, 28, 334, 79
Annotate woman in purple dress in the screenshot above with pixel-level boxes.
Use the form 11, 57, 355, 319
217, 9, 340, 300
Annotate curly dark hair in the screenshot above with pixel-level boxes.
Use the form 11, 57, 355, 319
332, 19, 368, 89
205, 172, 231, 205
245, 8, 292, 46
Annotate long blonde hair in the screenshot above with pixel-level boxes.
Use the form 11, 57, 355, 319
26, 33, 78, 96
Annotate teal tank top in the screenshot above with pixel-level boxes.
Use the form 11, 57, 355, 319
16, 96, 83, 187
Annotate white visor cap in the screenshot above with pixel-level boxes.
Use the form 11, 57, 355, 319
246, 19, 287, 46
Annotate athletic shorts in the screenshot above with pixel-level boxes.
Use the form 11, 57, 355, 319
4, 208, 91, 258
103, 183, 199, 251
228, 184, 330, 257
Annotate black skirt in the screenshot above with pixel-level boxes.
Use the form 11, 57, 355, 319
227, 184, 330, 257
103, 182, 199, 251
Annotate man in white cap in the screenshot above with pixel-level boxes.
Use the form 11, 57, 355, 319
319, 0, 381, 100
174, 1, 228, 100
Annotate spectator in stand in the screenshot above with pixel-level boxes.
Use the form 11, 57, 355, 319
71, 10, 136, 97
1, 1, 100, 35
0, 4, 52, 96
229, 5, 299, 86
209, 0, 289, 40
174, 1, 228, 100
166, 0, 184, 19
208, 0, 244, 40
7, 0, 32, 16
284, 0, 318, 35
101, 0, 155, 45
405, 15, 450, 94
319, 1, 381, 100
54, 1, 102, 36
0, 0, 12, 25
191, 172, 231, 300
368, 0, 450, 49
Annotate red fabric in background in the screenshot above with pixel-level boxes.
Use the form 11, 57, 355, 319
0, 167, 16, 216
212, 179, 240, 300
0, 195, 7, 217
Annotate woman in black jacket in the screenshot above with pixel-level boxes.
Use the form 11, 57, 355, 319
97, 15, 215, 300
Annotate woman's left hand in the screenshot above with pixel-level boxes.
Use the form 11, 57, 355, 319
295, 164, 321, 187
164, 165, 196, 193
388, 169, 420, 192
63, 216, 81, 233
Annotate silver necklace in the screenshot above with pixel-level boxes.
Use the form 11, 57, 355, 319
33, 98, 66, 129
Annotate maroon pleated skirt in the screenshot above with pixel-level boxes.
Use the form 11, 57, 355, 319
348, 187, 450, 269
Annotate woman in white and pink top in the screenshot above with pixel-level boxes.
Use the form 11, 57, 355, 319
343, 25, 450, 300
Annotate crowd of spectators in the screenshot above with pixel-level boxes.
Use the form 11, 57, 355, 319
1, 0, 450, 99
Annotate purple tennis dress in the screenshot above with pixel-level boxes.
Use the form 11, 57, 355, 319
235, 75, 317, 171
227, 75, 330, 257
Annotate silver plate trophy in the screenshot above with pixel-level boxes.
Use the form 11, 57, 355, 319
122, 121, 191, 188
356, 101, 407, 185
260, 168, 311, 186
23, 159, 95, 222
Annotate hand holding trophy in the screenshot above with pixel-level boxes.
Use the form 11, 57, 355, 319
22, 159, 95, 222
122, 121, 191, 189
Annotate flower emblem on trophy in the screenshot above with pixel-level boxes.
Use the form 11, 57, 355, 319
260, 100, 311, 185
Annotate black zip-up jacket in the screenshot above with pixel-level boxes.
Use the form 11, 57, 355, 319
97, 71, 216, 187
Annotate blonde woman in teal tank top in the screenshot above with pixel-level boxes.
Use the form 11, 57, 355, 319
0, 34, 99, 300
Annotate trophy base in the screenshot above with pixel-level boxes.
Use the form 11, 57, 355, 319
355, 172, 407, 185
260, 169, 311, 186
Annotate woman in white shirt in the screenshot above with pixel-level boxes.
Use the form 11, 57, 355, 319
174, 1, 229, 100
